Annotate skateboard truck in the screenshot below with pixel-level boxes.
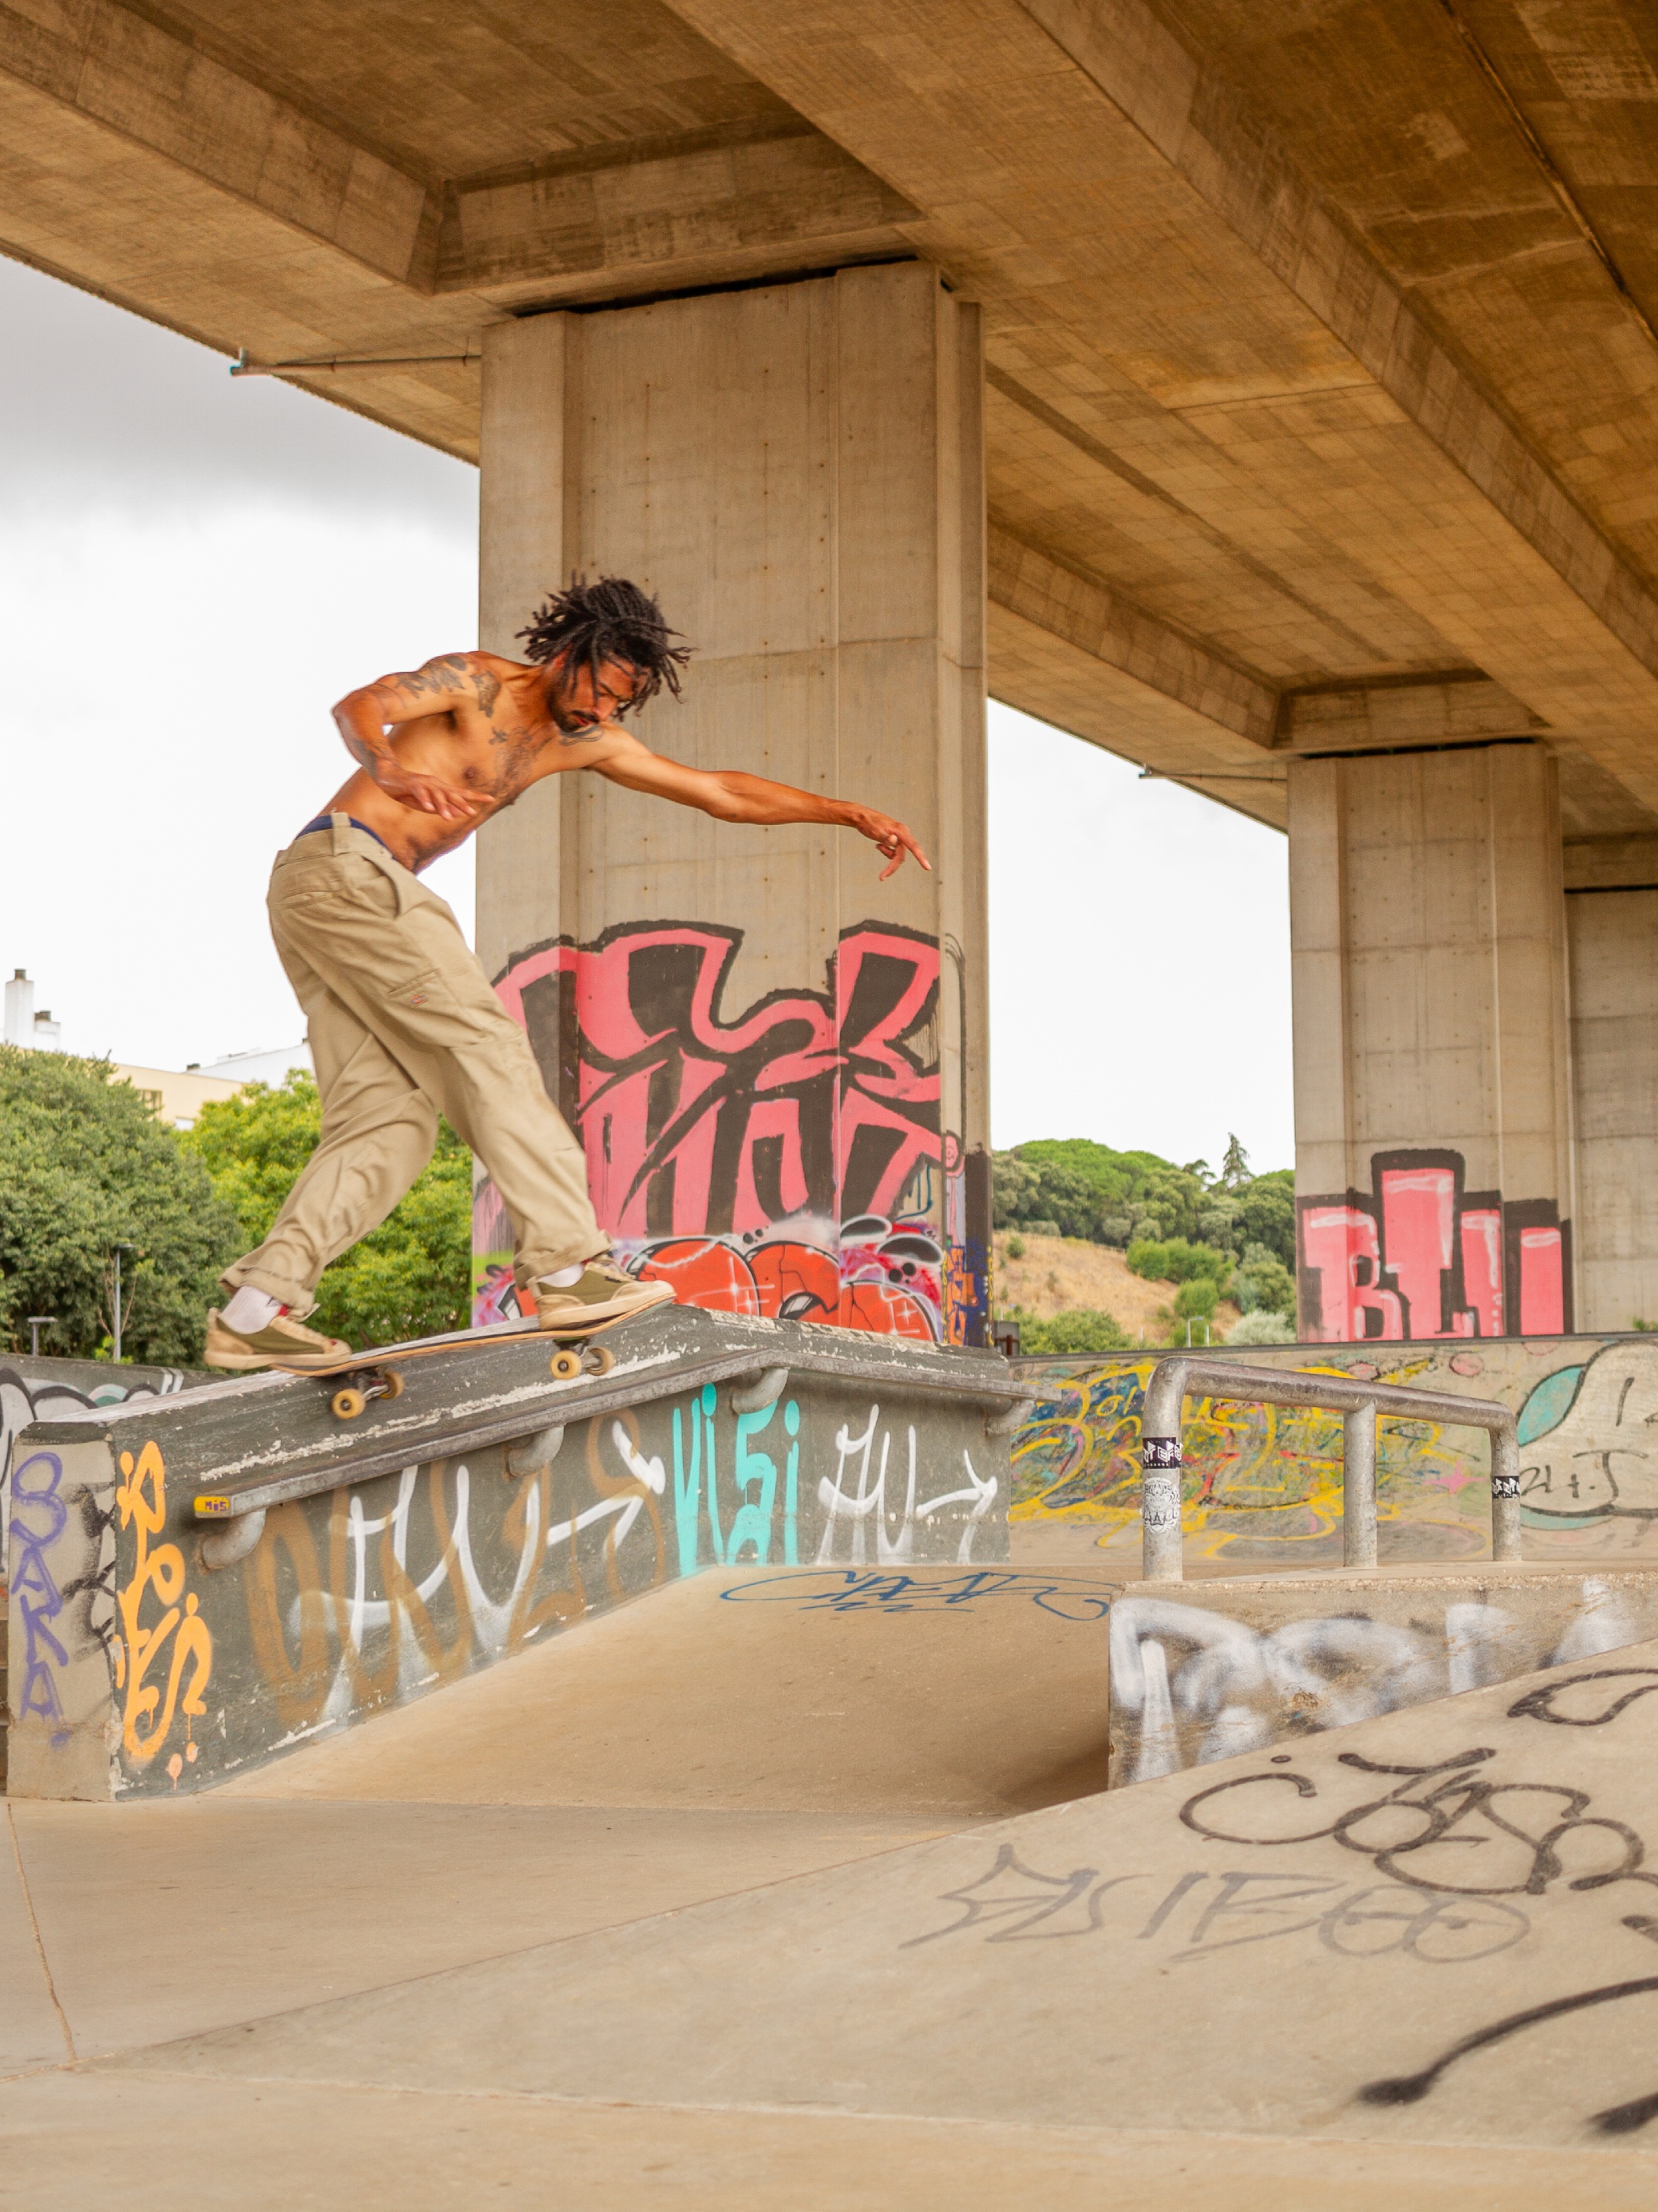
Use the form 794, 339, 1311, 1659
546, 1339, 616, 1383
328, 1368, 406, 1421
322, 1339, 616, 1419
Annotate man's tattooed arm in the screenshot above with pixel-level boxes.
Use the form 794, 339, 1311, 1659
330, 655, 497, 822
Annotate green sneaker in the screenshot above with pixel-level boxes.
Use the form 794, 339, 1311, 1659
205, 1308, 352, 1371
535, 1260, 676, 1331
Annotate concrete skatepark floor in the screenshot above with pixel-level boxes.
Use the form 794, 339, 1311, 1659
8, 1544, 1658, 2205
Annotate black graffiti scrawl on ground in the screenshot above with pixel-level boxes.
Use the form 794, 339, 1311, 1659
1291, 1667, 1658, 2137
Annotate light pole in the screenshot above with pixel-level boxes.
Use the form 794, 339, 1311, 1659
111, 1243, 134, 1364
27, 1316, 58, 1358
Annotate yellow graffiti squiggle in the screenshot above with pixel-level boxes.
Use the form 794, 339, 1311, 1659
115, 1441, 212, 1769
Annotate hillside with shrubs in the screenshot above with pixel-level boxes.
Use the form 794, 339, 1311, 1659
994, 1133, 1298, 1353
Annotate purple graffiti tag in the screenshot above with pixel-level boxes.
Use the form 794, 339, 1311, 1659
10, 1450, 71, 1745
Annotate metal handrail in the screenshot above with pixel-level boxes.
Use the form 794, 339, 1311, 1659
1138, 1355, 1522, 1582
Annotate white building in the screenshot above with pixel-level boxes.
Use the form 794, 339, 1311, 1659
4, 965, 312, 1125
193, 1043, 312, 1088
118, 1044, 312, 1129
4, 970, 61, 1049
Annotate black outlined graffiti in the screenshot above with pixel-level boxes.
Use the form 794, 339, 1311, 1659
719, 1568, 1114, 1619
1508, 1668, 1658, 1729
1359, 1975, 1658, 2136
1179, 1746, 1658, 1900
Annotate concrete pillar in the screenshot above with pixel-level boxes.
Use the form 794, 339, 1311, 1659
1290, 742, 1575, 1342
1569, 888, 1658, 1331
472, 262, 991, 1345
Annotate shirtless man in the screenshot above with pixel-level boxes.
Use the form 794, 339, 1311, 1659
208, 575, 930, 1370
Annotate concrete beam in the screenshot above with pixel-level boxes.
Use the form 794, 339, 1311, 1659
1565, 835, 1658, 893
439, 126, 914, 302
665, 0, 1658, 816
0, 0, 435, 286
989, 525, 1275, 750
1017, 0, 1658, 698
984, 567, 1288, 834
1275, 677, 1545, 755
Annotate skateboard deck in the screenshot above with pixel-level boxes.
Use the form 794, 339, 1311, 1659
276, 1306, 646, 1420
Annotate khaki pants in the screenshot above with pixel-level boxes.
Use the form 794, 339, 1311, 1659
223, 817, 603, 1318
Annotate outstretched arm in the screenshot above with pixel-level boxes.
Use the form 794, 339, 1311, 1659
590, 733, 931, 879
331, 655, 496, 822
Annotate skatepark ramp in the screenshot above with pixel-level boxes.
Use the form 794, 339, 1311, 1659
5, 1307, 1032, 1801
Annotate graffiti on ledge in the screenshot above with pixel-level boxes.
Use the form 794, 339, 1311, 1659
473, 918, 989, 1346
1298, 1148, 1569, 1342
1012, 1334, 1658, 1561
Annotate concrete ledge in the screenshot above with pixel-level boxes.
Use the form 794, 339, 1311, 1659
6, 1310, 1018, 1801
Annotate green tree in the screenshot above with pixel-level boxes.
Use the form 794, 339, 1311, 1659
1227, 1307, 1298, 1345
183, 1072, 473, 1347
1230, 1243, 1297, 1321
1126, 1235, 1230, 1286
991, 1136, 1294, 1263
1168, 1276, 1220, 1339
0, 1046, 243, 1363
1000, 1305, 1130, 1354
1235, 1169, 1295, 1268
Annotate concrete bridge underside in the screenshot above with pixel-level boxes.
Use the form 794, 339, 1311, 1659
10, 0, 1658, 1337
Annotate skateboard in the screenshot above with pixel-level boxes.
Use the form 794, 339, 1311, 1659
280, 1308, 637, 1422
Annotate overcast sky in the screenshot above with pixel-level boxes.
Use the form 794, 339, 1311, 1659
0, 256, 1293, 1172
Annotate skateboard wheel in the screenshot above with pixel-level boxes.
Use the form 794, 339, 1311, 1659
380, 1369, 405, 1400
331, 1386, 367, 1421
587, 1344, 616, 1376
548, 1347, 584, 1382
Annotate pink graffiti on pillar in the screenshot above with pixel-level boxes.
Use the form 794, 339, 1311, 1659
1297, 1149, 1570, 1342
476, 919, 984, 1341
1517, 1222, 1566, 1335
1297, 1204, 1404, 1343
1376, 1162, 1466, 1340
1459, 1203, 1504, 1337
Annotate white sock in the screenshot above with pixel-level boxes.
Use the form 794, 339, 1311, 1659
540, 1264, 585, 1289
222, 1285, 284, 1334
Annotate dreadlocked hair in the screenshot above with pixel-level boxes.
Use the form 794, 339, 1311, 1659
516, 574, 691, 713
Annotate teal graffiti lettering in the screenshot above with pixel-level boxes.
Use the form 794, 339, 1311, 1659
672, 1402, 703, 1577
784, 1399, 800, 1566
729, 1398, 780, 1564
702, 1383, 725, 1564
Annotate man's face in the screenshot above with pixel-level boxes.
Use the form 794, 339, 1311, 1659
548, 653, 640, 732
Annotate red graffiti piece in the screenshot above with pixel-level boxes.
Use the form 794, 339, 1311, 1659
629, 1228, 940, 1337
636, 1238, 764, 1300
635, 1237, 761, 1316
748, 1239, 840, 1322
1298, 1150, 1569, 1343
838, 1279, 937, 1340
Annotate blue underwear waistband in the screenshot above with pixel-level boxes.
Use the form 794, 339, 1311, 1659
297, 814, 390, 855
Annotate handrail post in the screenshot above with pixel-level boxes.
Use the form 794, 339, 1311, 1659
1343, 1402, 1378, 1568
1492, 1420, 1522, 1560
1138, 1353, 1525, 1579
1140, 1358, 1188, 1583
